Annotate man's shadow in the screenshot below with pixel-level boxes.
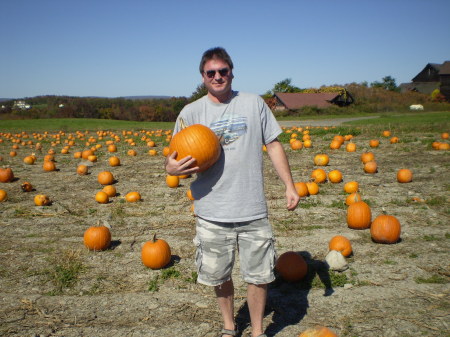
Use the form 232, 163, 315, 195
234, 251, 334, 337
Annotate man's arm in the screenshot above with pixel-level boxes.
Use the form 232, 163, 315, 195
265, 138, 300, 211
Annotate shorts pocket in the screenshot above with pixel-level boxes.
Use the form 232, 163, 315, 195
193, 236, 203, 274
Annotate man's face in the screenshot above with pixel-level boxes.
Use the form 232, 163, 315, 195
202, 58, 233, 99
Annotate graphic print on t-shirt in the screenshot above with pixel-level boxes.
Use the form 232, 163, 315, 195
210, 115, 247, 145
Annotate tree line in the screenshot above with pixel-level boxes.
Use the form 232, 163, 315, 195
1, 76, 448, 122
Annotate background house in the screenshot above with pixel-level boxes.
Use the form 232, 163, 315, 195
269, 91, 354, 111
400, 61, 450, 100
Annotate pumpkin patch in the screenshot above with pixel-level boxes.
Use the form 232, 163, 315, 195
0, 120, 448, 336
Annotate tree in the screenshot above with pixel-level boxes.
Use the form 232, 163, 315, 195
370, 76, 399, 92
263, 78, 302, 98
189, 84, 208, 102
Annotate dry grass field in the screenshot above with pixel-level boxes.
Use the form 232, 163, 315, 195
0, 118, 449, 337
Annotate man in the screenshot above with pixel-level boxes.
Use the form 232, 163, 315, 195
165, 47, 299, 337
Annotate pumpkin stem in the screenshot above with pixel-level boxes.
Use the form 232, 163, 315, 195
179, 118, 187, 130
152, 233, 157, 242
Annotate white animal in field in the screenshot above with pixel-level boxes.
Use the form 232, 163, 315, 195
409, 104, 424, 110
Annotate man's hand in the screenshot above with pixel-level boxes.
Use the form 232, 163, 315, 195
286, 186, 300, 211
165, 151, 199, 176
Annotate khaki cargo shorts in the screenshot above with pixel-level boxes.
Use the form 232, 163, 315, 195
193, 217, 276, 286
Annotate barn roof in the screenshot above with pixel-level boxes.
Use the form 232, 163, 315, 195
439, 61, 450, 75
274, 92, 339, 109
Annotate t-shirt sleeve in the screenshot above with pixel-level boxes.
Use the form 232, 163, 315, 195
259, 97, 282, 144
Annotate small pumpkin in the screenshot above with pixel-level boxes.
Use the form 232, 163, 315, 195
344, 181, 359, 194
0, 189, 7, 202
148, 149, 157, 156
168, 120, 221, 173
313, 154, 329, 166
127, 149, 137, 156
109, 156, 121, 167
329, 235, 352, 257
346, 142, 356, 152
107, 144, 117, 152
360, 151, 375, 164
23, 155, 35, 165
21, 182, 33, 192
125, 191, 141, 202
370, 214, 401, 244
98, 171, 114, 185
363, 160, 377, 174
162, 147, 170, 156
43, 161, 56, 172
382, 130, 391, 137
275, 251, 307, 282
311, 168, 327, 184
347, 201, 371, 229
329, 139, 342, 150
141, 234, 172, 269
369, 139, 380, 148
298, 325, 338, 337
83, 225, 111, 251
294, 182, 309, 197
34, 194, 50, 206
328, 170, 342, 183
305, 181, 319, 195
81, 149, 94, 160
95, 191, 109, 204
166, 175, 180, 188
397, 169, 412, 183
102, 185, 117, 197
345, 192, 362, 206
186, 189, 195, 201
77, 164, 89, 175
290, 139, 303, 150
390, 136, 399, 144
0, 168, 14, 183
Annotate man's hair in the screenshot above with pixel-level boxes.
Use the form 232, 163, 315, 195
199, 47, 234, 74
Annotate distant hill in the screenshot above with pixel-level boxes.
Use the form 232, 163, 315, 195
0, 98, 13, 102
119, 95, 172, 100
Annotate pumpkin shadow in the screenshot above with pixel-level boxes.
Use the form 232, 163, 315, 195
109, 240, 122, 250
234, 251, 334, 337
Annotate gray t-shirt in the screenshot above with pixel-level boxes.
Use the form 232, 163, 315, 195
174, 91, 281, 222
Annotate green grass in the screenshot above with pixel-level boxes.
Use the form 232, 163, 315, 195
0, 118, 174, 132
46, 250, 85, 295
344, 111, 450, 132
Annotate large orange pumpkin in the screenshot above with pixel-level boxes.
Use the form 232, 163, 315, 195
84, 226, 111, 251
397, 169, 412, 183
329, 235, 352, 257
168, 122, 221, 173
298, 325, 338, 337
275, 251, 307, 282
0, 168, 14, 183
347, 201, 371, 229
141, 234, 172, 269
370, 214, 401, 244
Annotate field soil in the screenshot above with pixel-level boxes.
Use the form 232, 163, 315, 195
0, 119, 449, 337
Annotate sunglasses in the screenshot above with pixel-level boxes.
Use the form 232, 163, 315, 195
204, 67, 230, 79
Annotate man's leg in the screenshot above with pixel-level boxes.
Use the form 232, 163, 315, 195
215, 279, 236, 336
247, 283, 267, 337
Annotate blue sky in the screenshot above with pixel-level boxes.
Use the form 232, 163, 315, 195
1, 0, 449, 99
